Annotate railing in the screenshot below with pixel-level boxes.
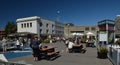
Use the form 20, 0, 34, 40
107, 45, 120, 65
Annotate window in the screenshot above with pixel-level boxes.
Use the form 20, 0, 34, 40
27, 23, 29, 27
52, 24, 54, 28
85, 27, 89, 31
39, 22, 42, 27
52, 30, 54, 33
91, 27, 96, 31
46, 29, 49, 33
24, 23, 26, 28
40, 29, 42, 33
21, 24, 23, 28
46, 23, 48, 27
30, 23, 32, 27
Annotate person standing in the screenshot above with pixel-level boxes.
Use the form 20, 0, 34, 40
30, 36, 41, 61
68, 39, 74, 53
50, 38, 53, 43
19, 38, 24, 51
16, 38, 21, 50
65, 39, 69, 52
76, 38, 81, 44
21, 38, 26, 50
2, 37, 7, 53
92, 38, 96, 47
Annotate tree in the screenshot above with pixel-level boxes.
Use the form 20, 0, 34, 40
5, 21, 17, 35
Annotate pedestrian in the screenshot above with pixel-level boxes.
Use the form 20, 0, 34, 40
92, 38, 96, 48
65, 39, 69, 52
86, 39, 88, 47
2, 37, 7, 53
16, 38, 21, 50
76, 38, 81, 44
30, 36, 41, 61
50, 38, 53, 43
68, 39, 74, 53
22, 38, 26, 50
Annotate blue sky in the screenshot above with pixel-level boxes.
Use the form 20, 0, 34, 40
0, 0, 120, 28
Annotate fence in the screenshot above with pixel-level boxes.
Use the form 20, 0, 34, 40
107, 45, 120, 65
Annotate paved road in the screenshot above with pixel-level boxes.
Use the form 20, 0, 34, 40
8, 41, 113, 65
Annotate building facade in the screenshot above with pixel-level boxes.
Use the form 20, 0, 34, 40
16, 16, 64, 38
115, 15, 120, 38
64, 24, 99, 38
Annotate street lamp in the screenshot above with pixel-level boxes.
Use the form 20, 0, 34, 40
67, 24, 70, 38
57, 10, 60, 21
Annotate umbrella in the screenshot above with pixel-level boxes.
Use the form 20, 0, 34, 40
76, 33, 84, 36
86, 32, 95, 36
72, 33, 77, 35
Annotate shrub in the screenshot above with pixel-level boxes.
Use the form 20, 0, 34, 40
116, 39, 120, 45
97, 47, 108, 59
98, 47, 108, 53
42, 39, 50, 43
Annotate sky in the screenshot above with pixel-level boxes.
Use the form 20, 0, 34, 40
0, 0, 120, 28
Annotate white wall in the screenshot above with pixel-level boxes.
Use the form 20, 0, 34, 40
16, 16, 64, 36
17, 20, 38, 34
40, 18, 55, 34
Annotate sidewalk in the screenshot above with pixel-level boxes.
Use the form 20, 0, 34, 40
8, 42, 113, 65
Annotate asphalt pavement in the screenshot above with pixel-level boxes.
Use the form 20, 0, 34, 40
8, 41, 113, 65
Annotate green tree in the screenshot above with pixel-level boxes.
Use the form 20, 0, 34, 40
5, 21, 17, 35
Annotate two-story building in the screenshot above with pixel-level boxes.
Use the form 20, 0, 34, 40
16, 16, 64, 38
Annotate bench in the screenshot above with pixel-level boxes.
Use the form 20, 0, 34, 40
46, 50, 60, 60
71, 45, 83, 53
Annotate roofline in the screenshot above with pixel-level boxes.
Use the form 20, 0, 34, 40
16, 16, 40, 22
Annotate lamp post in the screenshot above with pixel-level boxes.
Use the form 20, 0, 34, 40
57, 10, 60, 21
67, 24, 70, 38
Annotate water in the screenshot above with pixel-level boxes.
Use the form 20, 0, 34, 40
3, 48, 32, 59
4, 51, 32, 59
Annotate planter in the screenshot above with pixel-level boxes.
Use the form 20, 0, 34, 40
97, 52, 107, 59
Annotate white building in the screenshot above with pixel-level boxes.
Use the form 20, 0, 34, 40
16, 16, 64, 37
